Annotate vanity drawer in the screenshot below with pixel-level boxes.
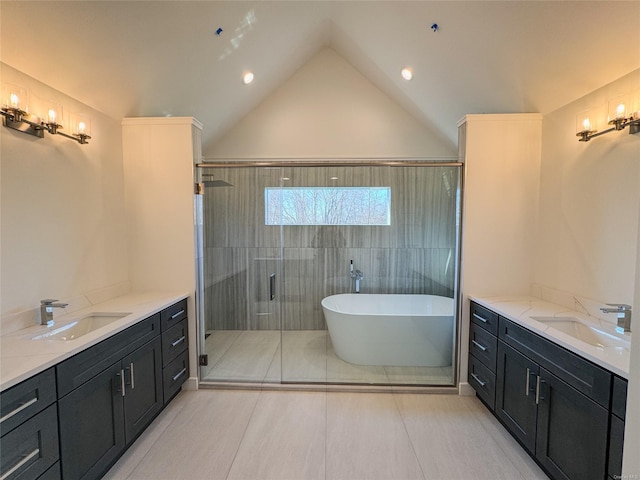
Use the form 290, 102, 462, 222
0, 404, 59, 480
468, 354, 496, 410
0, 368, 56, 436
163, 350, 189, 404
469, 323, 498, 372
161, 299, 187, 332
162, 319, 188, 367
470, 302, 499, 336
57, 314, 160, 398
499, 317, 612, 408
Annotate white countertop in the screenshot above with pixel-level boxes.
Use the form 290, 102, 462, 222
1, 292, 189, 392
469, 295, 631, 379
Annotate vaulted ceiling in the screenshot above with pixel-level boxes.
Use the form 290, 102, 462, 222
2, 1, 639, 153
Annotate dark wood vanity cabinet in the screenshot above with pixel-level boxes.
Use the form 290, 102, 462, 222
469, 301, 627, 480
0, 369, 60, 480
1, 299, 189, 480
57, 316, 164, 480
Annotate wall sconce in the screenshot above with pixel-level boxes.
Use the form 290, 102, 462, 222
0, 84, 91, 145
576, 93, 640, 142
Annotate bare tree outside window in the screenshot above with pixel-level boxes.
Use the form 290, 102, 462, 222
265, 187, 391, 225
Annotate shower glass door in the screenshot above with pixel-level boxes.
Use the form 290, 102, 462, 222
198, 167, 283, 384
198, 162, 461, 387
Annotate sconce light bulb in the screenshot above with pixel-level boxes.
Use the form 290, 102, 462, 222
10, 93, 19, 108
401, 67, 413, 81
616, 103, 626, 118
78, 121, 86, 134
48, 109, 57, 123
582, 117, 591, 131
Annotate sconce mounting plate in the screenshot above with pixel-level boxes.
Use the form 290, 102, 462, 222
3, 114, 44, 138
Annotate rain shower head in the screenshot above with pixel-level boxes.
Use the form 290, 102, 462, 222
201, 177, 233, 187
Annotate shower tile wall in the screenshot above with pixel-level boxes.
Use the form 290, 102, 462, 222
204, 166, 458, 331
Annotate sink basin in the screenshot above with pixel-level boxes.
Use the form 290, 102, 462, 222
30, 312, 131, 341
530, 316, 630, 350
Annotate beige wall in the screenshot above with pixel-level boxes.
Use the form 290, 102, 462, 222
0, 63, 128, 317
536, 69, 640, 476
536, 69, 640, 304
205, 48, 456, 160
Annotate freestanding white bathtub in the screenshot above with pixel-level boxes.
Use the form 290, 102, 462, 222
321, 293, 454, 367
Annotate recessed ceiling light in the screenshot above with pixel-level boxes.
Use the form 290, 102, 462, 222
242, 72, 254, 85
401, 67, 413, 81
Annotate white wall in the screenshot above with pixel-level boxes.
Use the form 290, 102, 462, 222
536, 69, 640, 475
206, 48, 456, 160
458, 114, 543, 393
0, 63, 128, 318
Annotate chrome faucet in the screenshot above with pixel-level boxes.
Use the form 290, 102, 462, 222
349, 260, 364, 294
600, 303, 632, 333
40, 299, 68, 326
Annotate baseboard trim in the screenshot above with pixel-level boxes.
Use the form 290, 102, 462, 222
458, 382, 475, 396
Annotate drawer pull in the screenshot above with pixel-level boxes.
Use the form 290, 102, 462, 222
535, 376, 541, 405
472, 313, 488, 323
170, 309, 185, 320
0, 448, 40, 480
171, 335, 186, 348
471, 340, 487, 352
172, 368, 187, 382
470, 372, 486, 387
130, 363, 135, 390
525, 368, 530, 396
0, 396, 38, 424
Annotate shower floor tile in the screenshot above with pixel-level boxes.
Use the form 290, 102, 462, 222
204, 330, 454, 386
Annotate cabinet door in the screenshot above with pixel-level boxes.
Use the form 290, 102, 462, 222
123, 336, 163, 444
58, 363, 125, 480
536, 368, 608, 480
495, 342, 539, 453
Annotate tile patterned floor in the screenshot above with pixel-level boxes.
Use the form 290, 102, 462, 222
105, 389, 549, 480
203, 330, 453, 386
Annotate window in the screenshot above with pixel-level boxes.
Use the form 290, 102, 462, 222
265, 187, 391, 226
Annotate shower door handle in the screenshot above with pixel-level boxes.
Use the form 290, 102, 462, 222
269, 273, 276, 301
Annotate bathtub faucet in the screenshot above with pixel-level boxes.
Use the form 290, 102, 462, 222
350, 261, 364, 293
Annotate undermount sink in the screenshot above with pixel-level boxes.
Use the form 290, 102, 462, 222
30, 312, 131, 341
530, 316, 630, 350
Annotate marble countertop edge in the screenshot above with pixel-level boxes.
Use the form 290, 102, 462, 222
1, 291, 189, 392
468, 294, 630, 379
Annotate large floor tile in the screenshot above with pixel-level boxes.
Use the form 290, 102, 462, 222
394, 394, 547, 480
326, 392, 424, 480
110, 390, 260, 480
226, 391, 326, 480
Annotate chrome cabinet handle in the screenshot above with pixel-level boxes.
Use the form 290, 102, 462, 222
472, 313, 488, 323
130, 363, 135, 390
525, 368, 530, 396
535, 376, 541, 405
172, 368, 187, 382
170, 309, 185, 320
471, 340, 487, 352
119, 369, 126, 397
470, 372, 486, 387
1, 448, 40, 480
0, 397, 38, 424
171, 335, 186, 347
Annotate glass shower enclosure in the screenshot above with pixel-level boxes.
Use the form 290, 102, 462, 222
195, 162, 462, 387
